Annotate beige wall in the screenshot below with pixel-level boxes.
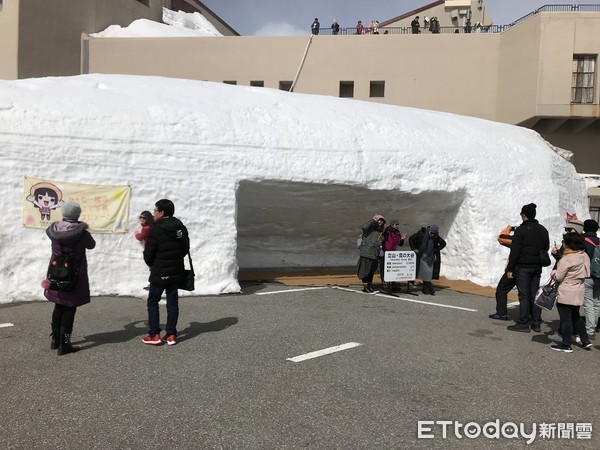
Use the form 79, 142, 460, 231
86, 33, 502, 121
495, 15, 541, 124
0, 0, 20, 79
14, 0, 164, 79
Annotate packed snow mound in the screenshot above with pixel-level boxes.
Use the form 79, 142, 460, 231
91, 8, 222, 38
0, 74, 589, 303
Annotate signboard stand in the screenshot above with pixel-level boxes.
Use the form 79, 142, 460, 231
383, 251, 418, 295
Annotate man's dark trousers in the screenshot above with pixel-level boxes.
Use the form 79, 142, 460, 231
147, 282, 179, 336
514, 267, 542, 326
496, 272, 516, 316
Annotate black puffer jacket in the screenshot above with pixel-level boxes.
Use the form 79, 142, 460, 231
143, 216, 189, 284
506, 219, 549, 272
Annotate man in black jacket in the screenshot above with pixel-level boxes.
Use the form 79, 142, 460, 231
506, 203, 550, 332
142, 199, 189, 346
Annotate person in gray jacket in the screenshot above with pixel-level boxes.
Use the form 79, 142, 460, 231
357, 215, 386, 293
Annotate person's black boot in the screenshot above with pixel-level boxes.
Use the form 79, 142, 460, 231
50, 330, 60, 350
50, 327, 60, 350
421, 284, 429, 295
427, 282, 436, 296
57, 332, 80, 356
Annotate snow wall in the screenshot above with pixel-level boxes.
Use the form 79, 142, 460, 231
0, 74, 589, 303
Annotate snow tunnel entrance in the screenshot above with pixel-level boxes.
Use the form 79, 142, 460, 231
235, 180, 465, 273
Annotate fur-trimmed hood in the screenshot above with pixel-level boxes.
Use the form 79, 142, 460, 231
46, 220, 89, 243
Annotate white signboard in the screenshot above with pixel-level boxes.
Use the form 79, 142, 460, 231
384, 251, 417, 282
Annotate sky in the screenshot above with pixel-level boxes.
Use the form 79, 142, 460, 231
0, 68, 589, 302
200, 0, 598, 35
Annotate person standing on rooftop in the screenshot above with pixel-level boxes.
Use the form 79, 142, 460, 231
311, 18, 320, 35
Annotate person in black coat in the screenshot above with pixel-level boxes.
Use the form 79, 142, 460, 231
142, 199, 189, 345
409, 225, 446, 295
311, 18, 320, 35
506, 203, 550, 333
411, 16, 420, 34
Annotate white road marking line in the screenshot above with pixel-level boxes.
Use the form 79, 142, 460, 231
507, 301, 519, 309
332, 285, 477, 311
0, 323, 14, 328
287, 342, 362, 362
331, 286, 360, 293
377, 292, 478, 312
256, 287, 328, 296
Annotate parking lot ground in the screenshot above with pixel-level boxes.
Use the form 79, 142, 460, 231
1, 282, 598, 449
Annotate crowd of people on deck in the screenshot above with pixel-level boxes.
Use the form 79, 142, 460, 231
310, 15, 482, 35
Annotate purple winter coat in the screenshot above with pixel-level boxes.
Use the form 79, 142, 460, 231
44, 220, 96, 308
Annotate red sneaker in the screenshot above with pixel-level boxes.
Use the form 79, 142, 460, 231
163, 334, 177, 346
142, 334, 162, 345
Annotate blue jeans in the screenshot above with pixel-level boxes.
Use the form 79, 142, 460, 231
514, 267, 542, 326
147, 283, 179, 336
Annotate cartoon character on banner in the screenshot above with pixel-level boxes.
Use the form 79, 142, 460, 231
26, 182, 64, 223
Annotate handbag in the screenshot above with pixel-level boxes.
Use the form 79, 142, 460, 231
179, 253, 195, 291
539, 249, 551, 267
534, 279, 557, 311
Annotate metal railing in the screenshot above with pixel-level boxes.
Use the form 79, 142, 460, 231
313, 5, 600, 36
319, 25, 501, 35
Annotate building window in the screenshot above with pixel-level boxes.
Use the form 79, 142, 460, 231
223, 80, 237, 85
370, 81, 385, 98
571, 55, 596, 104
279, 81, 293, 91
136, 0, 150, 6
590, 206, 600, 224
339, 81, 354, 98
250, 81, 264, 87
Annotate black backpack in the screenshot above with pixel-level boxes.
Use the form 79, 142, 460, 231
47, 242, 79, 291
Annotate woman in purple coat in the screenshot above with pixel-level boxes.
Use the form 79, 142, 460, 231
43, 202, 96, 355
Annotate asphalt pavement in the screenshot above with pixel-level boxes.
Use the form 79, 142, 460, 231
1, 282, 599, 449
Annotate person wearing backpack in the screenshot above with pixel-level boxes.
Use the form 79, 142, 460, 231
582, 219, 600, 339
357, 214, 386, 293
43, 201, 96, 355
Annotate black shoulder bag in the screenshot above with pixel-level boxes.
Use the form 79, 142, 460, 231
179, 251, 195, 291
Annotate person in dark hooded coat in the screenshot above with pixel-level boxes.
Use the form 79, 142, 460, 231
44, 201, 96, 355
409, 225, 446, 295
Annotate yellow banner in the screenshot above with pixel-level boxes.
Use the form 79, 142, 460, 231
23, 176, 131, 233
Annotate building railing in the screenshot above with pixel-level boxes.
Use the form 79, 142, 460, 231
320, 25, 501, 35
315, 4, 600, 36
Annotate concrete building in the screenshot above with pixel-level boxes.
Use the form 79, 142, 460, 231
0, 0, 236, 79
